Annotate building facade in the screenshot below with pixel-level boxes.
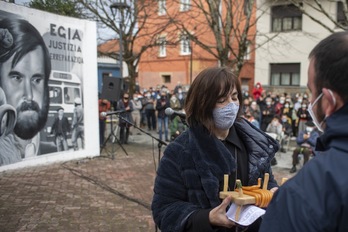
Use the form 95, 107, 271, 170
255, 0, 344, 95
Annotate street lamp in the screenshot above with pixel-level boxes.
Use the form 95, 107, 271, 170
110, 0, 130, 80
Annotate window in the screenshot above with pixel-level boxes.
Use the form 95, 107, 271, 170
162, 74, 171, 83
243, 42, 251, 60
270, 63, 300, 86
180, 34, 191, 55
158, 36, 166, 57
337, 1, 348, 27
271, 4, 302, 32
180, 0, 190, 11
158, 0, 166, 15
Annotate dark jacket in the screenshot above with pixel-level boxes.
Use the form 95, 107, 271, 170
152, 118, 279, 232
260, 103, 348, 232
51, 116, 70, 140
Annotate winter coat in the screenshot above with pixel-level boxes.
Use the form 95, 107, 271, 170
260, 102, 348, 232
152, 118, 279, 232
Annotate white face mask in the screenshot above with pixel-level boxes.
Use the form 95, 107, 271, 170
307, 93, 324, 132
213, 102, 239, 130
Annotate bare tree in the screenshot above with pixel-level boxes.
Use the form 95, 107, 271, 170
163, 0, 259, 76
77, 0, 171, 96
285, 0, 348, 32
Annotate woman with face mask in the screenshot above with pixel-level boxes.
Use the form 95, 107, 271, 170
152, 67, 279, 232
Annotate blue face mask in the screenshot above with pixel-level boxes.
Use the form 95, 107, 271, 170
213, 102, 239, 130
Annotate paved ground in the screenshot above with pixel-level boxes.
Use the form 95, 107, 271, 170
0, 129, 300, 232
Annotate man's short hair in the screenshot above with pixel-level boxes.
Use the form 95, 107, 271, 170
309, 31, 348, 103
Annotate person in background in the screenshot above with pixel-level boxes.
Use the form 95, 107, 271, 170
280, 114, 293, 153
143, 91, 156, 131
274, 96, 285, 116
156, 91, 170, 142
116, 92, 133, 144
51, 107, 70, 152
244, 112, 260, 129
152, 67, 279, 232
130, 93, 142, 135
71, 97, 84, 150
169, 92, 182, 110
249, 101, 261, 123
260, 31, 348, 232
289, 121, 320, 173
260, 97, 275, 132
98, 97, 111, 147
296, 102, 311, 133
252, 82, 263, 101
176, 86, 185, 107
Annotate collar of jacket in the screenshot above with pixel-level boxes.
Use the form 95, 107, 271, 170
316, 102, 348, 152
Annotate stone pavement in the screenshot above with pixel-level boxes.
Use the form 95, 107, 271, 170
0, 130, 301, 232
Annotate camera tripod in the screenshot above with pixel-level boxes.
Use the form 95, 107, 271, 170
100, 115, 129, 159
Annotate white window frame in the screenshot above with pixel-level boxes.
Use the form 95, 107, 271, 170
180, 34, 191, 55
243, 43, 251, 60
158, 36, 166, 57
180, 0, 190, 12
158, 0, 166, 16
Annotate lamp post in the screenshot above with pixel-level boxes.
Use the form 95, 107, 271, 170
110, 1, 130, 80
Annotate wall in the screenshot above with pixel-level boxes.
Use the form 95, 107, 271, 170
255, 0, 335, 92
0, 2, 99, 171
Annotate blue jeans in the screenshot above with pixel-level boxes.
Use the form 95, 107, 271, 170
158, 116, 169, 141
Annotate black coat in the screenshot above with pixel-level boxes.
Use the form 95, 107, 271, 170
260, 102, 348, 232
152, 118, 279, 232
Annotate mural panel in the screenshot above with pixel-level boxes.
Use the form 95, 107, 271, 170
0, 2, 99, 168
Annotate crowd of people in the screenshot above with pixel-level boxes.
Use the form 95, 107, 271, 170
99, 78, 320, 172
98, 84, 188, 146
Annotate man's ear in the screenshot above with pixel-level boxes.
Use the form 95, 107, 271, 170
322, 88, 342, 117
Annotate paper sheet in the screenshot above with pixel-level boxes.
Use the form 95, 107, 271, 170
226, 203, 265, 226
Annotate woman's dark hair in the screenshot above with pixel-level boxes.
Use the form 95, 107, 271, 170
184, 66, 243, 131
309, 31, 348, 103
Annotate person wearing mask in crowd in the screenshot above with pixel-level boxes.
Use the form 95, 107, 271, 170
260, 31, 348, 232
289, 121, 320, 173
242, 98, 251, 116
98, 97, 111, 147
280, 114, 293, 153
280, 99, 293, 120
143, 90, 156, 131
252, 82, 263, 101
177, 86, 185, 107
71, 97, 84, 150
50, 107, 70, 152
260, 97, 276, 132
130, 93, 142, 135
296, 102, 311, 133
274, 96, 285, 116
169, 91, 182, 110
116, 92, 133, 144
156, 91, 170, 142
249, 101, 261, 123
244, 112, 260, 129
152, 67, 279, 232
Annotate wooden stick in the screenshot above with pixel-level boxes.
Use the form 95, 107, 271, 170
235, 205, 242, 221
262, 173, 269, 190
236, 179, 243, 197
223, 174, 229, 192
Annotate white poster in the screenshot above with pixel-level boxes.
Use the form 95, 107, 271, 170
0, 2, 99, 170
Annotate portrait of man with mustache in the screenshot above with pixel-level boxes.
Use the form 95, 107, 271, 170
0, 18, 51, 159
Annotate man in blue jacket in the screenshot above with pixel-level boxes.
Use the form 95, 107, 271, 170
289, 120, 320, 173
260, 31, 348, 231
